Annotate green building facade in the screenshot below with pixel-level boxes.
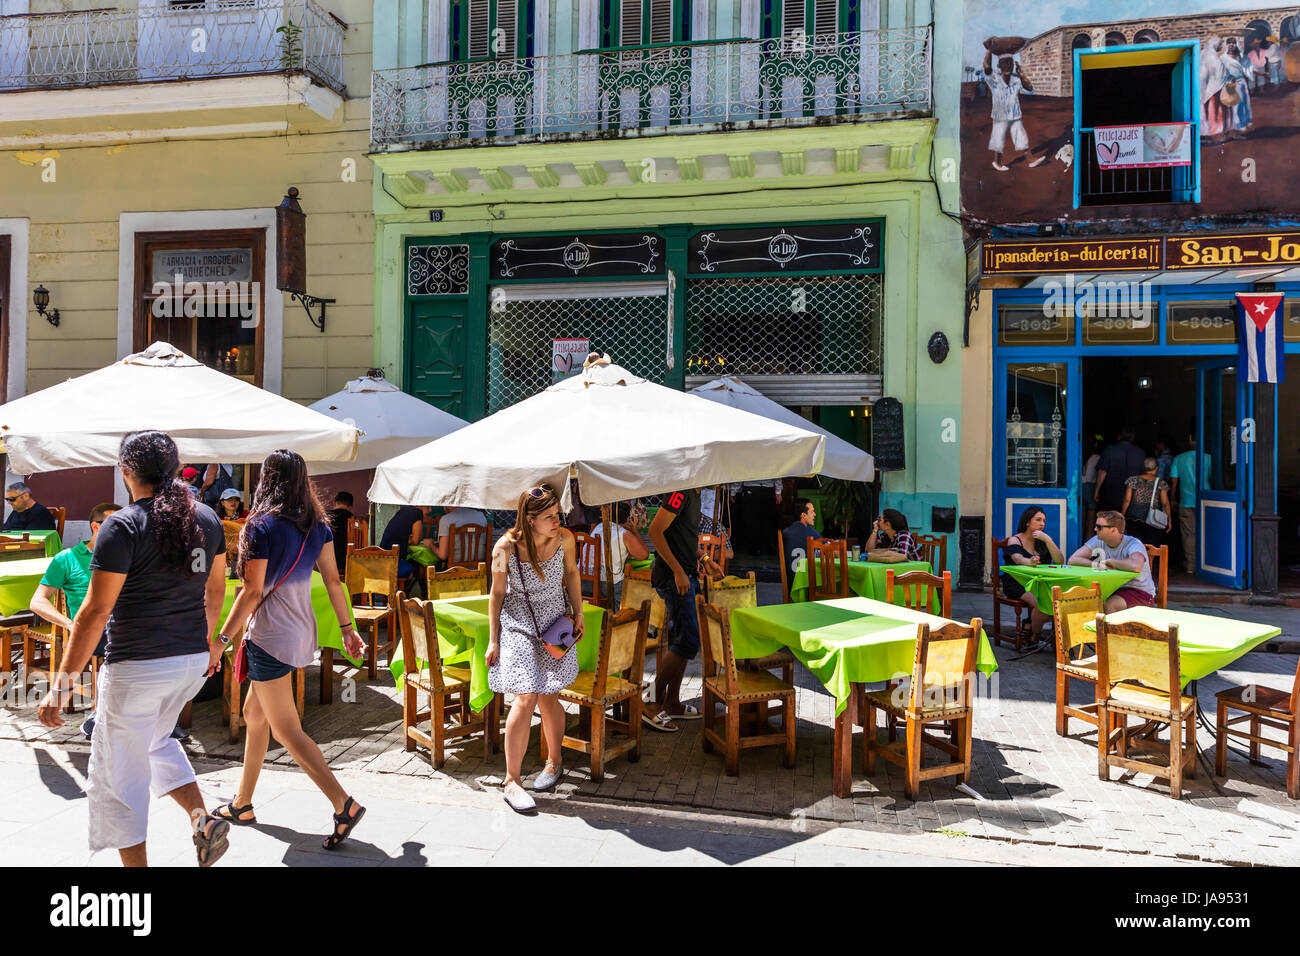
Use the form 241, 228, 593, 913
368, 0, 964, 553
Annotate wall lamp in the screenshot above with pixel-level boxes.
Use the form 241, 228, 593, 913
33, 285, 59, 327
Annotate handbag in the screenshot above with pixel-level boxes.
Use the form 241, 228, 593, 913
1145, 478, 1171, 532
513, 549, 578, 661
232, 531, 310, 683
1220, 79, 1240, 107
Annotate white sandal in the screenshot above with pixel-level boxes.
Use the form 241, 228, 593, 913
641, 710, 679, 733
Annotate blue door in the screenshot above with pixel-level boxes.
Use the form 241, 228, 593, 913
1195, 360, 1252, 588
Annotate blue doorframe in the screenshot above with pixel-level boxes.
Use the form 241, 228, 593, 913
1195, 359, 1253, 588
991, 282, 1299, 587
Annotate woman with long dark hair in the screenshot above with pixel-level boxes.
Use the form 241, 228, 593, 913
37, 430, 230, 866
486, 483, 585, 813
209, 450, 368, 848
1000, 506, 1065, 645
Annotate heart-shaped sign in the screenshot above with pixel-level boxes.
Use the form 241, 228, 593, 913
1096, 141, 1121, 164
554, 352, 572, 373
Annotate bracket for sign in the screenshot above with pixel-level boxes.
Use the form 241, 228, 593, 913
289, 291, 335, 333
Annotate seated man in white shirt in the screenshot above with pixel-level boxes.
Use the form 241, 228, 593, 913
1066, 510, 1157, 612
435, 506, 490, 566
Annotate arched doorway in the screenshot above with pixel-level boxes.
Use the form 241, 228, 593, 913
1134, 29, 1160, 44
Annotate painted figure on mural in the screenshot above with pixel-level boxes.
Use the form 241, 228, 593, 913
1201, 37, 1228, 143
1223, 37, 1256, 137
983, 49, 1046, 172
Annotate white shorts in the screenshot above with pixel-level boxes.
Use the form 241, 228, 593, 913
989, 118, 1029, 153
86, 652, 209, 853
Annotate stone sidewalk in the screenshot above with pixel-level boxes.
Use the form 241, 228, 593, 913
3, 587, 1298, 866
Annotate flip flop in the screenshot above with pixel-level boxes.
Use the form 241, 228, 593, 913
193, 814, 230, 868
641, 710, 679, 733
665, 703, 701, 721
211, 801, 257, 826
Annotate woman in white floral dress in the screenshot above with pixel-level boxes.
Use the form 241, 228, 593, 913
487, 483, 585, 812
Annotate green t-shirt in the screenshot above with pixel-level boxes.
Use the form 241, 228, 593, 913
39, 542, 93, 618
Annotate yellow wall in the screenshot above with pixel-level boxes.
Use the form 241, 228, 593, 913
1, 0, 375, 404
960, 289, 995, 580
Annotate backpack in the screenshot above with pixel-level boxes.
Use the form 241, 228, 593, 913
201, 464, 235, 508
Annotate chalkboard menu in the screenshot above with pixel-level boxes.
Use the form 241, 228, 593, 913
871, 397, 905, 472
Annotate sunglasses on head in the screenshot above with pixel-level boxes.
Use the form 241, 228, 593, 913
527, 483, 555, 499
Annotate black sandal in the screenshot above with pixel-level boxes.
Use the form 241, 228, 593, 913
211, 801, 257, 825
193, 813, 230, 868
322, 796, 366, 851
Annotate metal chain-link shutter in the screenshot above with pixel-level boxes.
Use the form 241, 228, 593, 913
683, 272, 883, 378
486, 281, 669, 413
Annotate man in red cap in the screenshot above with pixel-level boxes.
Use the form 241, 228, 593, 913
180, 466, 202, 498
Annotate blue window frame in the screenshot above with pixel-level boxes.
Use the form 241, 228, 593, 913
1073, 42, 1200, 208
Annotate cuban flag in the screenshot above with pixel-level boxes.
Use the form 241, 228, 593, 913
1235, 292, 1286, 383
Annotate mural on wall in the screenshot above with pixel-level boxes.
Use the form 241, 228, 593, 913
961, 0, 1300, 225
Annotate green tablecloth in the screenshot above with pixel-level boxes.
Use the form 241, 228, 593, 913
0, 530, 62, 557
0, 556, 53, 616
728, 596, 998, 717
1084, 607, 1281, 685
999, 565, 1137, 613
218, 572, 361, 666
389, 595, 606, 712
406, 544, 436, 568
626, 558, 655, 572
789, 558, 938, 612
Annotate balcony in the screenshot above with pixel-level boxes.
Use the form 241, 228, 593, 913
371, 27, 931, 150
0, 0, 345, 94
1077, 125, 1199, 207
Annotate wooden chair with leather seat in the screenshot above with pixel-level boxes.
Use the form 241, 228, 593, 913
1215, 654, 1300, 799
0, 613, 34, 686
221, 582, 305, 741
346, 516, 369, 551
696, 596, 796, 776
543, 601, 651, 780
915, 533, 947, 575
397, 591, 489, 768
444, 523, 492, 570
885, 569, 952, 617
711, 572, 794, 683
426, 562, 488, 601
1051, 583, 1103, 737
861, 618, 982, 800
48, 506, 66, 540
1145, 543, 1169, 608
221, 520, 242, 570
573, 532, 604, 608
25, 591, 96, 712
1095, 614, 1196, 800
990, 536, 1029, 650
344, 543, 399, 681
621, 566, 665, 672
808, 537, 851, 601
0, 536, 45, 561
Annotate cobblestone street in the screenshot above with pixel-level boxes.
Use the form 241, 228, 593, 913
4, 587, 1297, 866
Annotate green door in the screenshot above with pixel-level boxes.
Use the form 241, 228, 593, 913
406, 300, 470, 419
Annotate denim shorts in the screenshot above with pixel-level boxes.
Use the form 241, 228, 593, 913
245, 640, 294, 682
654, 577, 700, 661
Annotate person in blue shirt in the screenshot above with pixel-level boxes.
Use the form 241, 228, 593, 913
1170, 435, 1209, 574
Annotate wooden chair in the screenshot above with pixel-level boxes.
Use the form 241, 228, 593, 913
0, 613, 34, 687
222, 655, 305, 743
0, 536, 45, 561
1051, 583, 1103, 737
543, 601, 650, 780
573, 531, 604, 607
445, 522, 492, 570
916, 533, 947, 575
49, 506, 66, 540
24, 592, 96, 713
1145, 543, 1169, 608
885, 569, 952, 617
344, 543, 399, 681
221, 520, 242, 570
1095, 615, 1196, 800
1215, 655, 1300, 799
808, 537, 850, 601
711, 572, 795, 684
696, 596, 796, 775
621, 566, 666, 673
396, 591, 490, 768
861, 618, 981, 800
698, 532, 729, 577
426, 562, 488, 601
776, 528, 791, 603
990, 536, 1029, 650
346, 516, 369, 550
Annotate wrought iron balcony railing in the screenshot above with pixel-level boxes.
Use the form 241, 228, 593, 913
0, 0, 345, 95
371, 27, 931, 148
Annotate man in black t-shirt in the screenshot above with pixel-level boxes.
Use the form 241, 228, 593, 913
644, 488, 701, 733
379, 504, 431, 579
326, 492, 355, 572
3, 481, 56, 532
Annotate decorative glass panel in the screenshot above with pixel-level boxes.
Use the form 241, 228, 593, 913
688, 222, 881, 275
1166, 300, 1236, 345
997, 304, 1074, 347
1006, 363, 1066, 489
407, 244, 470, 295
490, 233, 662, 279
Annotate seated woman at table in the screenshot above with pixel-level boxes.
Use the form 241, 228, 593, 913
863, 509, 920, 563
1001, 505, 1065, 645
210, 449, 368, 850
1066, 510, 1157, 612
585, 501, 650, 607
217, 488, 246, 522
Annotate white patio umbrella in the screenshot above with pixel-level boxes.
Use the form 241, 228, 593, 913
0, 342, 360, 473
305, 371, 469, 475
689, 377, 875, 482
368, 357, 826, 512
